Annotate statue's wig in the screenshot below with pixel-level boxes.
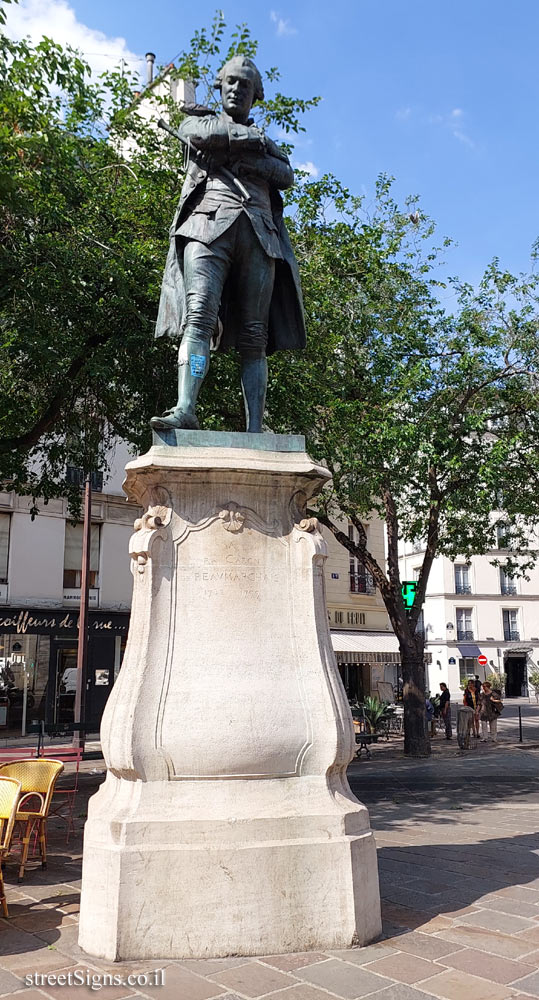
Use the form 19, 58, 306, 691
214, 56, 264, 103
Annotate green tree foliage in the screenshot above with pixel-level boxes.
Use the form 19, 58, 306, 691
0, 6, 319, 511
267, 174, 539, 755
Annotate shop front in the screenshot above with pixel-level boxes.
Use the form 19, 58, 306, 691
330, 630, 402, 703
0, 607, 129, 736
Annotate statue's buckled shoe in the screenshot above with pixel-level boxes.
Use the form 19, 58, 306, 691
150, 409, 200, 431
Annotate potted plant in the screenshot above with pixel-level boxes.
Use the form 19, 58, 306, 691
529, 669, 539, 702
361, 696, 393, 739
486, 671, 506, 696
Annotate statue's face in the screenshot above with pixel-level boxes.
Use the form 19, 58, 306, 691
221, 69, 255, 122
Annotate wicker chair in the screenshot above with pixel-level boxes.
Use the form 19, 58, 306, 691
0, 760, 64, 882
0, 776, 21, 914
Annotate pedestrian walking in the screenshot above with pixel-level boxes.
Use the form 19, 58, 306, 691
479, 681, 502, 742
463, 679, 479, 739
474, 674, 482, 699
439, 682, 452, 740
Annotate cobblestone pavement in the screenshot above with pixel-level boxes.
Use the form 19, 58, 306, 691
0, 751, 539, 999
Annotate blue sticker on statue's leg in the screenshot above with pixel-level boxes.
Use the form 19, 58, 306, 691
190, 354, 206, 377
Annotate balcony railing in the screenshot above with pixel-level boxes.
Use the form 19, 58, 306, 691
350, 573, 375, 595
501, 585, 517, 595
66, 466, 103, 492
457, 629, 474, 641
455, 583, 471, 594
504, 629, 520, 641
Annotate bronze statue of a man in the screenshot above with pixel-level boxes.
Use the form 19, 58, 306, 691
151, 55, 306, 433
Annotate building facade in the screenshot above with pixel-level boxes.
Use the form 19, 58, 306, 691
324, 518, 399, 702
0, 441, 139, 734
399, 539, 539, 697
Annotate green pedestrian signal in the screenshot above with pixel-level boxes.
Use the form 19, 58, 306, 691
401, 581, 417, 609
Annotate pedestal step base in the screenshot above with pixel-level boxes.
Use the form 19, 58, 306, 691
79, 822, 381, 961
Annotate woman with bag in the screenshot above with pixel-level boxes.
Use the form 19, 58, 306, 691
479, 681, 502, 742
463, 678, 480, 739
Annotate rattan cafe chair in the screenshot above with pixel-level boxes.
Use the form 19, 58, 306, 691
0, 760, 64, 882
0, 776, 22, 915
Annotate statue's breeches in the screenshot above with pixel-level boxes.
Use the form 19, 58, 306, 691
183, 214, 276, 356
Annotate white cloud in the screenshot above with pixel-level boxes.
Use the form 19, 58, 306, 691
452, 128, 474, 148
426, 106, 475, 149
294, 160, 319, 178
448, 108, 474, 147
402, 105, 474, 148
270, 10, 298, 37
448, 109, 474, 147
4, 0, 143, 79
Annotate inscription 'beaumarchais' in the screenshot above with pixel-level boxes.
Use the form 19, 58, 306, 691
192, 567, 278, 584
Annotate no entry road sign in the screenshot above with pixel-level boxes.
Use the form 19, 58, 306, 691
477, 654, 488, 666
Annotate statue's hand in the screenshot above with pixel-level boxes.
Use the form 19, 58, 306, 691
265, 137, 288, 162
193, 149, 214, 171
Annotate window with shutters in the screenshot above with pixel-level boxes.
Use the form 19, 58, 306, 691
63, 522, 100, 589
348, 524, 375, 594
454, 565, 471, 594
456, 607, 474, 641
500, 568, 517, 595
503, 608, 519, 641
0, 515, 9, 584
459, 657, 476, 682
496, 523, 509, 548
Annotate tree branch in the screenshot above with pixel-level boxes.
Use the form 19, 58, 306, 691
313, 505, 412, 643
0, 331, 112, 455
408, 467, 441, 632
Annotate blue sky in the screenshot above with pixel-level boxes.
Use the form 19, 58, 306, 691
6, 0, 539, 290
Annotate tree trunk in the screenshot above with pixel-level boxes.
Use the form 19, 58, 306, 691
400, 648, 431, 757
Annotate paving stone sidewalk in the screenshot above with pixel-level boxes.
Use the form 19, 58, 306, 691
0, 750, 539, 1000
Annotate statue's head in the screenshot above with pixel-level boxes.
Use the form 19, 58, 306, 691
214, 55, 264, 122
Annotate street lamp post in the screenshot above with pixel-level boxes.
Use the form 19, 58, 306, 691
73, 472, 91, 750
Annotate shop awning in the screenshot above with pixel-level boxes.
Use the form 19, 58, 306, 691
330, 629, 431, 664
330, 630, 401, 664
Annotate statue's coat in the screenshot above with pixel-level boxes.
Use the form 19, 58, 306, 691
155, 113, 306, 355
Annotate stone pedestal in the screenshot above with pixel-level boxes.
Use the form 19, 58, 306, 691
78, 433, 381, 961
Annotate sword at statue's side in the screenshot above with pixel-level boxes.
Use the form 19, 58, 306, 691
157, 117, 251, 203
